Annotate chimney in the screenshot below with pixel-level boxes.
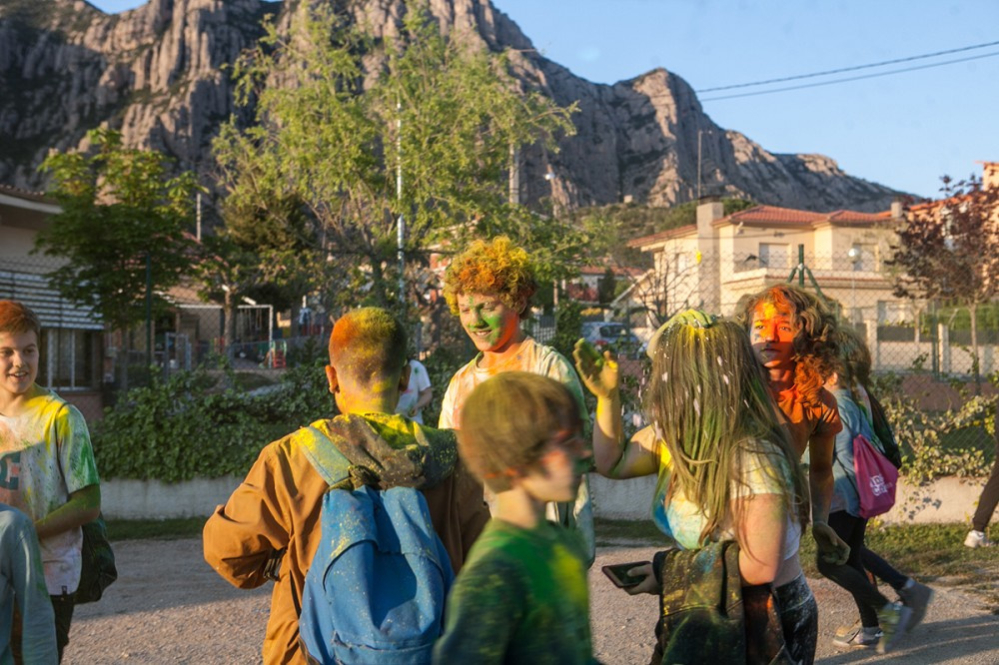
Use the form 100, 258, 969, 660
982, 162, 999, 190
696, 196, 724, 236
890, 198, 904, 220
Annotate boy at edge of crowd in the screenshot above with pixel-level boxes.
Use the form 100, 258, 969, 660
433, 372, 598, 665
0, 301, 101, 663
203, 307, 489, 665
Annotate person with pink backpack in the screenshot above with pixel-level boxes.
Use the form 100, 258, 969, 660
819, 326, 932, 654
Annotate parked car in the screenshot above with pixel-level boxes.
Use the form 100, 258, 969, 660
581, 322, 644, 358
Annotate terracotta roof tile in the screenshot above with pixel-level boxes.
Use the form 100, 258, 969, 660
628, 223, 696, 248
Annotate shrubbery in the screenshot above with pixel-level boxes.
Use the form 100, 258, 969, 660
872, 372, 996, 482
94, 362, 333, 482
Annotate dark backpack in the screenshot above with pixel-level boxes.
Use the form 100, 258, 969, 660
75, 513, 117, 604
298, 426, 453, 665
868, 391, 903, 469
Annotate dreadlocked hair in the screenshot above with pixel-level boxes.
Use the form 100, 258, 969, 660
743, 284, 838, 407
646, 314, 810, 546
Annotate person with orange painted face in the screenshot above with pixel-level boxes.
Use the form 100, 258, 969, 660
438, 237, 594, 566
741, 285, 850, 568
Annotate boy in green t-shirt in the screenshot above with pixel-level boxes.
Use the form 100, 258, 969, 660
433, 371, 598, 665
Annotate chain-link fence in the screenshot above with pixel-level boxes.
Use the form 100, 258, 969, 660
614, 245, 998, 463
4, 244, 997, 469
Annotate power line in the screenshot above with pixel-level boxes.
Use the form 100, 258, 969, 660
701, 50, 999, 102
696, 39, 999, 93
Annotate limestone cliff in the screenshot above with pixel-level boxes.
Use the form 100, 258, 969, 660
0, 0, 901, 212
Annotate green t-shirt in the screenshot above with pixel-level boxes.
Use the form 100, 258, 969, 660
433, 518, 597, 665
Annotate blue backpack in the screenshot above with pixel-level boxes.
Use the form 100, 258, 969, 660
299, 426, 454, 665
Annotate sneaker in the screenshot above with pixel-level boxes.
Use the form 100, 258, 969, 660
832, 622, 881, 649
898, 578, 934, 631
964, 530, 993, 548
876, 601, 913, 654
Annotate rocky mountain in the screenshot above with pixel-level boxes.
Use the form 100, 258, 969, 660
0, 0, 901, 212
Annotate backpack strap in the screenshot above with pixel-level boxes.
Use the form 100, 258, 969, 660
299, 425, 353, 489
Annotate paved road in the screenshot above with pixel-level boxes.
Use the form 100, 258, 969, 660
64, 538, 999, 664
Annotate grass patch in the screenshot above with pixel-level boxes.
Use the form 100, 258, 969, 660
105, 517, 206, 541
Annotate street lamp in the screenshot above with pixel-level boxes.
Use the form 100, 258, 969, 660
847, 246, 860, 323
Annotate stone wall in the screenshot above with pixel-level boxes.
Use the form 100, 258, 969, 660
100, 473, 990, 526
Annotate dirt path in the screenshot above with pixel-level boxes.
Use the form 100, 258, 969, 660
64, 538, 999, 664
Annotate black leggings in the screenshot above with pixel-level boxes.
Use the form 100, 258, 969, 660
816, 511, 889, 627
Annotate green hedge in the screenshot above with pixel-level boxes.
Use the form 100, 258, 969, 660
94, 362, 332, 482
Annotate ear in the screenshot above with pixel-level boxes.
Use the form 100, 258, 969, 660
514, 296, 528, 318
325, 365, 338, 394
398, 362, 412, 392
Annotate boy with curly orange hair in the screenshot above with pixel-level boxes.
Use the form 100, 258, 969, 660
438, 236, 594, 565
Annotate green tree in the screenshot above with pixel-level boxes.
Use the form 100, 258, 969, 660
889, 174, 999, 391
214, 1, 576, 311
35, 128, 198, 388
194, 231, 263, 361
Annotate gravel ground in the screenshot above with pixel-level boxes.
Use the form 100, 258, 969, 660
63, 538, 999, 664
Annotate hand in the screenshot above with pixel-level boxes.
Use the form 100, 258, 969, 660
812, 521, 850, 565
573, 338, 619, 399
407, 406, 417, 418
623, 562, 659, 596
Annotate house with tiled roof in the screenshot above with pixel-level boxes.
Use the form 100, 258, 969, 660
0, 184, 106, 416
625, 198, 908, 357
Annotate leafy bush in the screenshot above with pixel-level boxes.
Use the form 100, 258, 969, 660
95, 361, 335, 482
870, 372, 996, 483
94, 368, 267, 482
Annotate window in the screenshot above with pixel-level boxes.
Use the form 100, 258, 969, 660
758, 243, 790, 269
877, 300, 913, 325
38, 329, 100, 390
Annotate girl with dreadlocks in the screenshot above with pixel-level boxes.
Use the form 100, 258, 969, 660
574, 310, 816, 664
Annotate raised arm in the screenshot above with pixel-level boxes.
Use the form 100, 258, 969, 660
573, 340, 657, 478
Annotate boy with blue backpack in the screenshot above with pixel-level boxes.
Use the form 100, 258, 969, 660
433, 372, 598, 664
203, 307, 489, 665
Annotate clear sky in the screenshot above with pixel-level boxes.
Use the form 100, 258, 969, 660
90, 0, 999, 200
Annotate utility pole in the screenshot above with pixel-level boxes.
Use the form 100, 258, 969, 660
396, 100, 405, 303
697, 129, 703, 199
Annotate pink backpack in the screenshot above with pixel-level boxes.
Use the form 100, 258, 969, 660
853, 434, 898, 518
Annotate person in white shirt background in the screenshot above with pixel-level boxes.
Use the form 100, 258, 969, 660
396, 358, 433, 424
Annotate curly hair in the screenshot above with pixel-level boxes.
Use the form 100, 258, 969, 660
457, 372, 581, 493
742, 285, 838, 408
443, 236, 537, 317
646, 312, 809, 546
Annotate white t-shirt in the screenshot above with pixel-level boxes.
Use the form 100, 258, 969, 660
661, 440, 802, 560
0, 387, 100, 595
438, 337, 585, 429
395, 359, 433, 425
